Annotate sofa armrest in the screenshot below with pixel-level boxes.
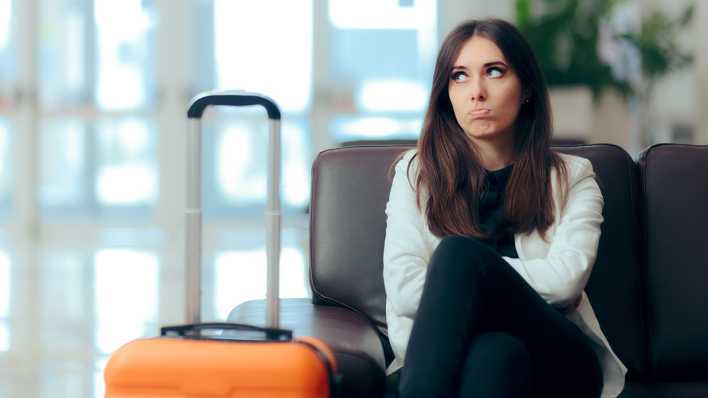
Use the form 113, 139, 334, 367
227, 298, 387, 370
227, 298, 388, 398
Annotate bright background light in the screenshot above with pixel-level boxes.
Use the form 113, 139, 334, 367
215, 248, 307, 320
94, 249, 158, 354
357, 79, 428, 112
214, 0, 312, 113
0, 0, 11, 49
94, 0, 153, 110
96, 120, 157, 206
0, 251, 10, 352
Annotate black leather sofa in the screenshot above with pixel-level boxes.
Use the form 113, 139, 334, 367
229, 143, 708, 397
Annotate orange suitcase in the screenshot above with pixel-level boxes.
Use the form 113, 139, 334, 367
104, 92, 340, 397
105, 323, 339, 397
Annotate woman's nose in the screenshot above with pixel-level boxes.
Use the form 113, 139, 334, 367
469, 77, 487, 102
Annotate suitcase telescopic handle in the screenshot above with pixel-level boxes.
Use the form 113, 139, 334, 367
184, 91, 282, 329
161, 322, 292, 342
187, 90, 281, 120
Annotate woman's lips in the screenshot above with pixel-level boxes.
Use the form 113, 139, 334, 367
468, 108, 491, 119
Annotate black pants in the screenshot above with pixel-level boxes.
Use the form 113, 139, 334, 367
397, 236, 603, 398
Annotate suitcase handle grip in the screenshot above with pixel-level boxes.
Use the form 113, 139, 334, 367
160, 322, 292, 341
187, 91, 281, 120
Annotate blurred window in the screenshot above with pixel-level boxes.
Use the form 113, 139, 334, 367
40, 118, 86, 209
94, 249, 158, 354
0, 119, 11, 214
0, 0, 13, 218
39, 0, 89, 108
35, 2, 160, 396
0, 0, 12, 353
204, 226, 307, 320
39, 0, 158, 216
214, 245, 307, 320
0, 0, 14, 95
213, 0, 312, 113
204, 116, 310, 211
94, 0, 156, 111
0, 2, 443, 395
0, 251, 9, 351
201, 3, 314, 331
206, 0, 312, 214
327, 0, 437, 143
95, 118, 158, 207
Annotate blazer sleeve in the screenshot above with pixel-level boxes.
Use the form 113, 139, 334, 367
503, 158, 604, 308
382, 152, 430, 318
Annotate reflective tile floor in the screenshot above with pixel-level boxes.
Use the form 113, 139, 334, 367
0, 242, 309, 397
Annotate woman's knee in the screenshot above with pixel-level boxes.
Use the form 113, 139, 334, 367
459, 332, 532, 396
465, 332, 531, 373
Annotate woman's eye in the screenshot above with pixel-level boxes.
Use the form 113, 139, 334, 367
487, 67, 505, 78
451, 71, 467, 82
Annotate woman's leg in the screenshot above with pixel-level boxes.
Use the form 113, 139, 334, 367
457, 332, 532, 398
398, 236, 602, 398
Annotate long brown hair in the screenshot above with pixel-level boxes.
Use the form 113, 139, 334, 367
406, 18, 567, 239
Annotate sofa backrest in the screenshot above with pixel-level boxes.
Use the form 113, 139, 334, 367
310, 146, 403, 321
565, 145, 646, 377
639, 144, 708, 381
309, 144, 646, 376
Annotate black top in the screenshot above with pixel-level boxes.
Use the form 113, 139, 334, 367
478, 164, 518, 258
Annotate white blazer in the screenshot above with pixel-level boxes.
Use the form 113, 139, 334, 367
383, 149, 627, 398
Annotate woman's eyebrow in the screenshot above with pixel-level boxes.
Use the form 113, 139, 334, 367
451, 61, 508, 70
483, 61, 508, 68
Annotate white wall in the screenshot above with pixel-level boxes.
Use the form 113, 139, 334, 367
647, 0, 701, 144
696, 0, 708, 145
438, 0, 514, 42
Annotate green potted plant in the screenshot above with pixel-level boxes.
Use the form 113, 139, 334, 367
515, 0, 632, 99
514, 0, 631, 141
514, 0, 694, 146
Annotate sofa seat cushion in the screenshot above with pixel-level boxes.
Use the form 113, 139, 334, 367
228, 298, 387, 398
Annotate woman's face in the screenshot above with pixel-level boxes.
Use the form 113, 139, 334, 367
447, 35, 523, 143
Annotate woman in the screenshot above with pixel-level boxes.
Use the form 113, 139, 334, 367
383, 19, 627, 397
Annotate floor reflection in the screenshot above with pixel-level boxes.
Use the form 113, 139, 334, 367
0, 242, 308, 397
